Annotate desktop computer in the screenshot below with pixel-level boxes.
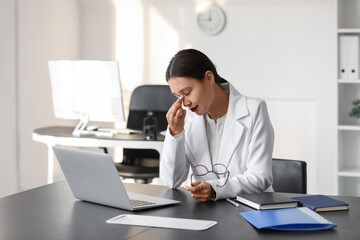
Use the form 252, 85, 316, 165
48, 60, 129, 137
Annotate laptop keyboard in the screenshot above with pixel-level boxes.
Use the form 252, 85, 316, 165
130, 199, 156, 207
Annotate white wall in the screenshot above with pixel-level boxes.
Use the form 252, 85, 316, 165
0, 0, 117, 196
78, 0, 116, 60
116, 0, 337, 194
0, 0, 18, 197
16, 0, 80, 193
17, 0, 117, 191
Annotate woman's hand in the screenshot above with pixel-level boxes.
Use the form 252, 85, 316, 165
186, 181, 215, 202
166, 97, 186, 136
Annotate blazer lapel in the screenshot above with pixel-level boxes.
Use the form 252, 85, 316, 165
217, 84, 249, 168
217, 117, 244, 168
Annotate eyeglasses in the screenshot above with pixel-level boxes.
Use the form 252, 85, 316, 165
191, 163, 230, 187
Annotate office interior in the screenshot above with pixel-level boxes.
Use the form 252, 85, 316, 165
0, 0, 356, 199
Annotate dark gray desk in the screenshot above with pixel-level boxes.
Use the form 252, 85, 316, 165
1, 182, 359, 240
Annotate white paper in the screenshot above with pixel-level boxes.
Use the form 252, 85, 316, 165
340, 36, 349, 79
106, 214, 217, 231
348, 36, 359, 80
339, 36, 360, 80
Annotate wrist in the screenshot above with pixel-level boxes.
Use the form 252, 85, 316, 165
210, 188, 217, 201
170, 128, 183, 136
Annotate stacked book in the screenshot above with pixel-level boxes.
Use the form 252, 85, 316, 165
292, 195, 349, 212
236, 192, 348, 231
236, 192, 298, 210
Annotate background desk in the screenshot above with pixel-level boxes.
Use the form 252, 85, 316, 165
1, 181, 359, 240
32, 126, 165, 183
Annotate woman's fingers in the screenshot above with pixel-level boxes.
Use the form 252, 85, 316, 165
192, 194, 210, 202
167, 98, 182, 120
172, 97, 183, 109
171, 100, 183, 115
180, 109, 186, 120
187, 182, 210, 194
166, 98, 182, 117
192, 192, 211, 198
167, 97, 186, 136
170, 107, 183, 126
175, 106, 183, 119
187, 180, 201, 190
186, 181, 214, 202
194, 198, 209, 202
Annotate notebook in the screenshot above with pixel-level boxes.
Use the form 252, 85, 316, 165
292, 195, 349, 212
236, 192, 299, 210
240, 207, 337, 231
53, 146, 180, 211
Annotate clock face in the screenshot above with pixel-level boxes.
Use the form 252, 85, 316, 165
197, 4, 226, 35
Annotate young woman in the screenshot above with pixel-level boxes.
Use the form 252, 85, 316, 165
160, 49, 274, 202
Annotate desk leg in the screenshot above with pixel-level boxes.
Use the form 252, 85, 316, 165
46, 144, 54, 184
155, 145, 165, 185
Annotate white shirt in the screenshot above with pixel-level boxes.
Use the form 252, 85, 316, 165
205, 113, 227, 166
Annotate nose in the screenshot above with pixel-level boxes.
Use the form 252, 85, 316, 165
182, 96, 191, 107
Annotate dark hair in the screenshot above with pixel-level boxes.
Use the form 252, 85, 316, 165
165, 49, 227, 84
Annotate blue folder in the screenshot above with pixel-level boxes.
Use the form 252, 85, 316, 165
239, 207, 337, 231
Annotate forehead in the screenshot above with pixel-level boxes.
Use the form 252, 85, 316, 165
168, 77, 201, 93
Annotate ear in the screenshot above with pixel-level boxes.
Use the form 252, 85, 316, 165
204, 71, 215, 86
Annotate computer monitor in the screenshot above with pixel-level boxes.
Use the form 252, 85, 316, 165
48, 60, 125, 136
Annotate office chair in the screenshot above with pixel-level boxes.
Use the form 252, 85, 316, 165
114, 85, 177, 183
272, 158, 307, 194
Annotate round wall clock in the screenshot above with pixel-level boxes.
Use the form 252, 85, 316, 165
197, 4, 226, 35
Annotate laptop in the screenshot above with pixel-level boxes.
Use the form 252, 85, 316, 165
52, 146, 180, 211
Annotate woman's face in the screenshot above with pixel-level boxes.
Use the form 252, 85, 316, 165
168, 72, 215, 115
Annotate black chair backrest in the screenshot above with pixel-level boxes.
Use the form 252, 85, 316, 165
126, 85, 177, 131
124, 85, 176, 161
272, 158, 307, 194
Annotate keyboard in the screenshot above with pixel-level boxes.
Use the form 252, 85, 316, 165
97, 128, 142, 135
130, 199, 156, 207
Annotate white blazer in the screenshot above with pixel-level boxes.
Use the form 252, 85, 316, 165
160, 83, 274, 200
